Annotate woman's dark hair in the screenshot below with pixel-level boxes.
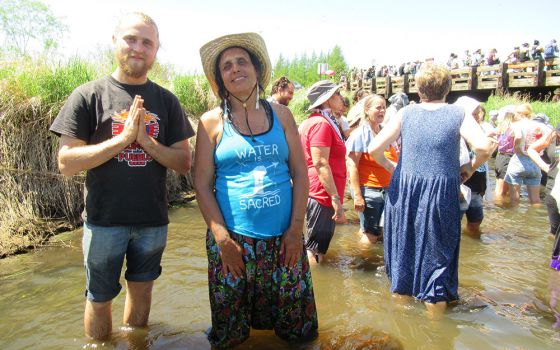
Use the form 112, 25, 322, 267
213, 46, 263, 110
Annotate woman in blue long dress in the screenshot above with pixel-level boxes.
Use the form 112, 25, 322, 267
368, 64, 494, 316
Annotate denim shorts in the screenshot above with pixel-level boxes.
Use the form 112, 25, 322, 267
82, 222, 168, 302
494, 153, 513, 180
352, 186, 385, 236
504, 154, 542, 186
461, 193, 484, 223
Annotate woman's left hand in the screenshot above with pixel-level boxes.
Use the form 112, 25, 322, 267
280, 228, 303, 269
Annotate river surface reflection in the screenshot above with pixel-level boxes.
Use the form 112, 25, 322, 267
2, 197, 560, 349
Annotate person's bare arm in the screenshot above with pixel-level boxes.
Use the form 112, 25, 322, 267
460, 112, 495, 170
57, 96, 144, 176
369, 110, 401, 173
528, 128, 555, 172
194, 109, 245, 279
274, 104, 309, 268
311, 146, 343, 221
347, 152, 365, 212
137, 126, 192, 175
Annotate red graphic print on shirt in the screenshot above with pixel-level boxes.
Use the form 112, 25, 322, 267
111, 109, 160, 167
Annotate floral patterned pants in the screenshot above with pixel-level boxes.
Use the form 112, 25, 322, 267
206, 230, 319, 348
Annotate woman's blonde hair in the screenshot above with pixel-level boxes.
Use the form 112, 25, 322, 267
415, 63, 451, 102
515, 103, 534, 119
497, 110, 518, 134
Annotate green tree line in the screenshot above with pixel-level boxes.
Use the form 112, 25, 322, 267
273, 45, 348, 87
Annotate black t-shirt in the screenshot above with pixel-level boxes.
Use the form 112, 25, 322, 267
50, 76, 195, 226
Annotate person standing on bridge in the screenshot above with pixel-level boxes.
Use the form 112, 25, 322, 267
195, 32, 318, 348
49, 12, 194, 340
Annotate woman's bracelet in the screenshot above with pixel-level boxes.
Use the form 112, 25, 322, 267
331, 194, 341, 202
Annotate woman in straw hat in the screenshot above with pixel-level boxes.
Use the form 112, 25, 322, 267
346, 94, 398, 245
369, 63, 493, 317
299, 80, 347, 263
194, 32, 318, 348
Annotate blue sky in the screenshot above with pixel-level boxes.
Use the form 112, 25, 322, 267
42, 0, 558, 73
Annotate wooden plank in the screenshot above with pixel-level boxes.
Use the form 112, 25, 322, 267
477, 64, 502, 72
450, 68, 472, 75
507, 61, 539, 70
408, 76, 417, 93
476, 64, 502, 90
505, 60, 540, 88
391, 76, 405, 93
450, 67, 474, 91
545, 70, 560, 86
376, 78, 387, 94
362, 79, 373, 91
508, 75, 538, 87
451, 83, 471, 91
478, 78, 499, 89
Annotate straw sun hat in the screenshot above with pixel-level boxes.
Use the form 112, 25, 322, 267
199, 32, 272, 97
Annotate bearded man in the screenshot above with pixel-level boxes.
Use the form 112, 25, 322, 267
267, 76, 295, 106
49, 12, 194, 340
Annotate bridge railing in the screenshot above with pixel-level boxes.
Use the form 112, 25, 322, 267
544, 58, 560, 86
476, 64, 503, 90
390, 76, 406, 94
345, 60, 559, 98
506, 61, 541, 88
376, 77, 387, 96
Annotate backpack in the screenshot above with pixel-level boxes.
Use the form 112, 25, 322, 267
545, 44, 555, 58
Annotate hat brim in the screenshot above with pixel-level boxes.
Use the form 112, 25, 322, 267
347, 115, 362, 128
200, 32, 271, 98
306, 84, 343, 112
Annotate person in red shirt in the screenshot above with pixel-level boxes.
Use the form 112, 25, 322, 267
299, 80, 346, 263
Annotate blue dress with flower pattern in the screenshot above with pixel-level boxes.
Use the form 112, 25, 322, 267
384, 104, 464, 303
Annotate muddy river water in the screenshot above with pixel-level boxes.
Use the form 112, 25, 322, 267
1, 186, 560, 349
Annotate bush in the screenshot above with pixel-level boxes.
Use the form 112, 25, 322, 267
290, 89, 310, 124
8, 58, 96, 105
172, 74, 216, 118
483, 92, 560, 125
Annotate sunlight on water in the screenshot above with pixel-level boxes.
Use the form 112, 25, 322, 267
1, 193, 560, 349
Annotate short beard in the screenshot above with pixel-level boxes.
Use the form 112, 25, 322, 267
117, 53, 154, 79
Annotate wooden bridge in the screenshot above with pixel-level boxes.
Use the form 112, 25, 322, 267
346, 59, 560, 98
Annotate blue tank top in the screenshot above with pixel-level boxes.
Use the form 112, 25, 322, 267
214, 108, 292, 239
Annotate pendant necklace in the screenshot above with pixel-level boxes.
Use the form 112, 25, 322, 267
228, 83, 259, 142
